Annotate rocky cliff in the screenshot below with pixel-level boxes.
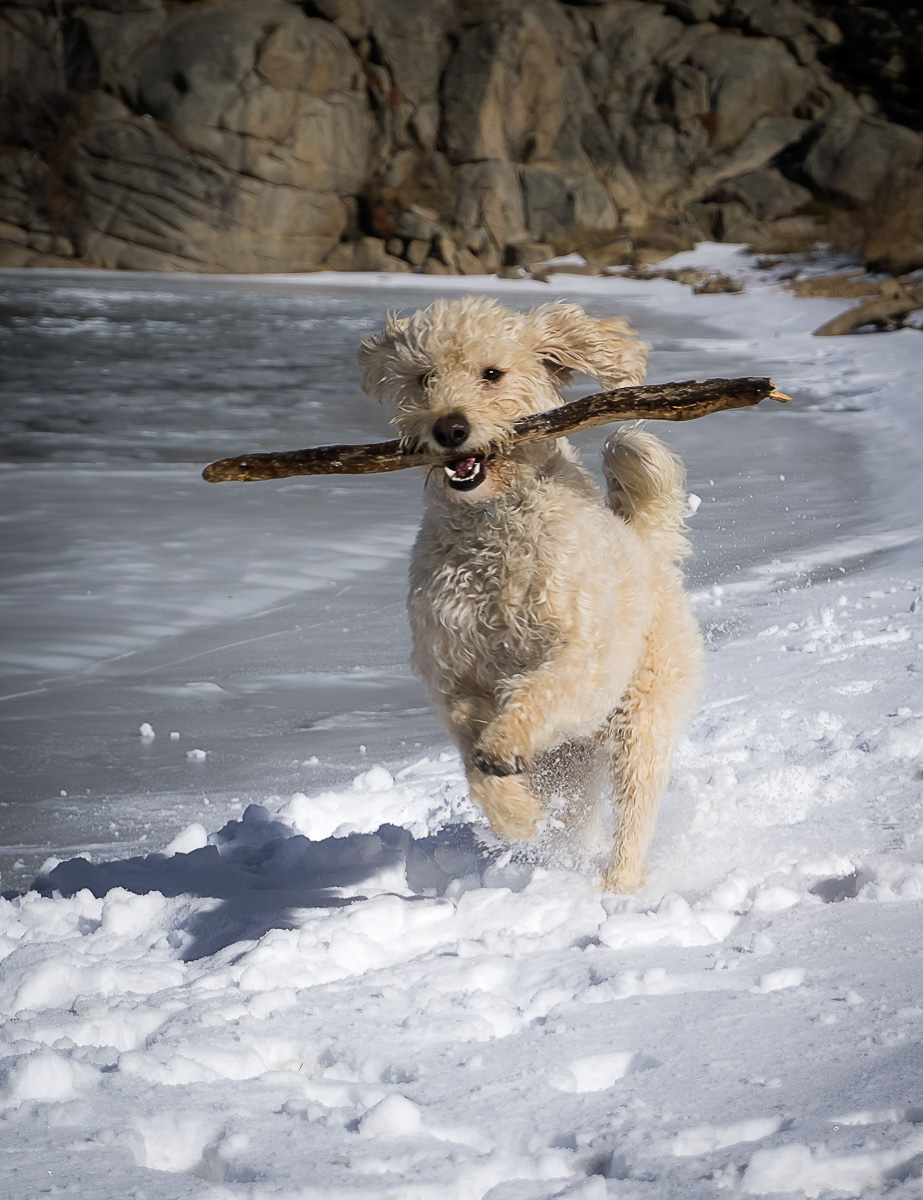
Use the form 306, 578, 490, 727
1, 0, 921, 274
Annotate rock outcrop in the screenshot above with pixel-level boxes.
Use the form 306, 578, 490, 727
1, 0, 920, 274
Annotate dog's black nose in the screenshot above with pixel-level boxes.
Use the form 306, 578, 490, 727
432, 413, 470, 448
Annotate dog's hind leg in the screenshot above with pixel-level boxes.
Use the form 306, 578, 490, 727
602, 607, 702, 893
602, 690, 672, 893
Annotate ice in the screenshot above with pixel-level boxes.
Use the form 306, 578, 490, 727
1, 254, 923, 1197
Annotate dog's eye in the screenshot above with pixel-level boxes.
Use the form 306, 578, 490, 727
417, 369, 435, 388
481, 367, 505, 383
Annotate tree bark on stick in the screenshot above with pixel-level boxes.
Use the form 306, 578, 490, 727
202, 376, 789, 483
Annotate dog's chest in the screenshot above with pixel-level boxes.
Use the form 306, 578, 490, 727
409, 507, 552, 669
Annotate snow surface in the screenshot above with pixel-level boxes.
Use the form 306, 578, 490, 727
1, 249, 922, 1198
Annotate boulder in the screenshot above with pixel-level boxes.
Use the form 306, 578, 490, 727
711, 201, 766, 244
692, 117, 810, 196
351, 236, 411, 272
433, 230, 459, 272
519, 167, 619, 245
352, 0, 454, 158
309, 0, 370, 44
397, 205, 439, 242
324, 242, 357, 271
590, 3, 685, 84
443, 5, 571, 166
404, 238, 431, 267
124, 2, 370, 194
361, 0, 452, 108
78, 6, 169, 90
803, 117, 922, 208
728, 0, 813, 41
706, 169, 812, 221
582, 237, 634, 267
520, 169, 573, 243
454, 162, 527, 249
682, 32, 813, 154
325, 236, 410, 272
509, 242, 556, 268
5, 1, 375, 272
455, 247, 488, 275
747, 214, 828, 253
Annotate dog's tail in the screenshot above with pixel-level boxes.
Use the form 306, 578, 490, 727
602, 424, 692, 563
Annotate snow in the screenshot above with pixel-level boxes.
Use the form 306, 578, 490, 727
1, 249, 922, 1197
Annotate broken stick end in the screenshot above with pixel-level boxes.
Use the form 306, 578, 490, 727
202, 460, 244, 483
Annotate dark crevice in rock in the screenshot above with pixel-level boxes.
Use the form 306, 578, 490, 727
772, 123, 823, 191
815, 1, 923, 131
62, 17, 99, 95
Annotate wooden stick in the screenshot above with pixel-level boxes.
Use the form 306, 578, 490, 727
813, 295, 923, 337
202, 376, 790, 483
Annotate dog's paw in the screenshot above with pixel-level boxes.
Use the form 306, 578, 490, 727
468, 774, 542, 840
487, 804, 539, 840
602, 862, 648, 895
471, 749, 526, 777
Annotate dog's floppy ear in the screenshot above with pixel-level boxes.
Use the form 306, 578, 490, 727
523, 303, 650, 389
358, 311, 412, 402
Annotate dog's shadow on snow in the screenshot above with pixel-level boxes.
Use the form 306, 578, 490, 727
34, 806, 532, 961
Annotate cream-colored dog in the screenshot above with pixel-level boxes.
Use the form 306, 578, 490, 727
360, 297, 702, 892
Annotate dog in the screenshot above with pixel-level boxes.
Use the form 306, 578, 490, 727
360, 297, 703, 892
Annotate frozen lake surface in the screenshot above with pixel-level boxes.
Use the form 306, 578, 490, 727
1, 252, 922, 1198
0, 262, 891, 886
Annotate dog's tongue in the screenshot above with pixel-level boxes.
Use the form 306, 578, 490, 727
450, 457, 479, 479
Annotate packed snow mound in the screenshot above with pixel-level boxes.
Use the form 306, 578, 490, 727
5, 653, 923, 1199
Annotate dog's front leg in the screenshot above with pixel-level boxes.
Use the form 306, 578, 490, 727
466, 769, 543, 840
466, 639, 618, 841
472, 638, 618, 778
440, 694, 545, 839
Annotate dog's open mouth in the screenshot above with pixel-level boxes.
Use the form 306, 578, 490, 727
443, 454, 488, 492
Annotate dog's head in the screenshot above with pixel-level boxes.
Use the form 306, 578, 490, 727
359, 297, 649, 503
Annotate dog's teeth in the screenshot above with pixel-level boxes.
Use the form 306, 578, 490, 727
444, 458, 483, 482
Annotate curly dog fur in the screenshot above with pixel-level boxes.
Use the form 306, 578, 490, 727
360, 297, 703, 892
